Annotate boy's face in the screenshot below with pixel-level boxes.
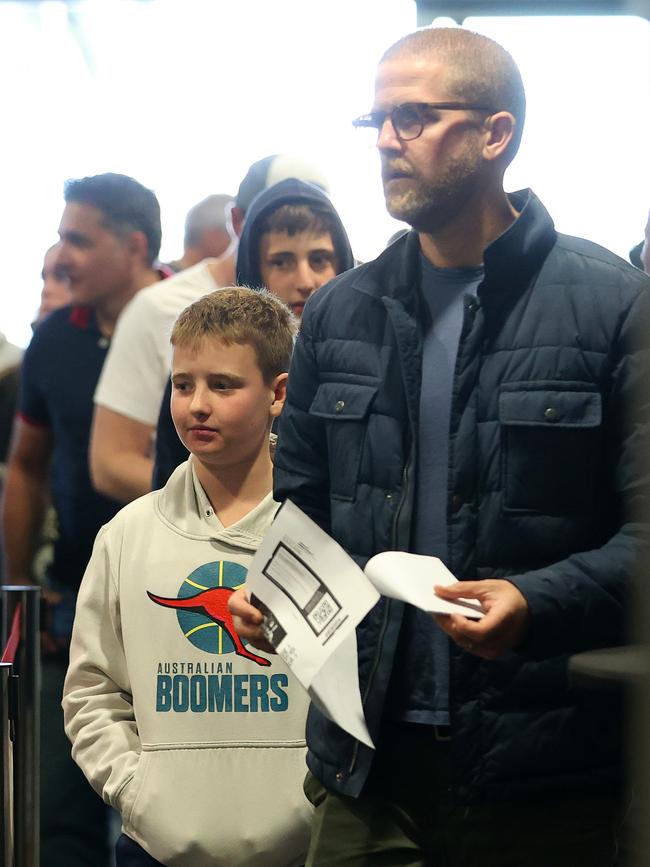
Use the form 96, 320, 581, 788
170, 337, 285, 471
259, 230, 338, 319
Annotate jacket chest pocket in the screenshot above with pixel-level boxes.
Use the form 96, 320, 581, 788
499, 385, 602, 515
310, 382, 378, 501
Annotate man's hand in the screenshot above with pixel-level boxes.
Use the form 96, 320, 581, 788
228, 587, 276, 655
433, 579, 529, 660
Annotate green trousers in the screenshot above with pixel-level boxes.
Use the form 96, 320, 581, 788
305, 723, 621, 867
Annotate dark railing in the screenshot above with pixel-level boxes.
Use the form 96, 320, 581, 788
1, 586, 40, 867
0, 661, 13, 867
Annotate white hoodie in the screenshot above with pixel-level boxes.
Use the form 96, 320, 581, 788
63, 460, 311, 867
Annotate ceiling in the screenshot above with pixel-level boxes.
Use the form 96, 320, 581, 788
415, 0, 650, 24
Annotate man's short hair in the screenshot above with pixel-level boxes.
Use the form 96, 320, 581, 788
171, 286, 297, 384
64, 172, 162, 265
184, 194, 234, 248
258, 202, 339, 243
382, 28, 526, 163
235, 155, 330, 214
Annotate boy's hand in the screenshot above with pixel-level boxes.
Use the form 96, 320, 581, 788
228, 587, 276, 655
432, 579, 529, 660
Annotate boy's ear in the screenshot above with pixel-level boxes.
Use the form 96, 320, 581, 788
269, 373, 288, 418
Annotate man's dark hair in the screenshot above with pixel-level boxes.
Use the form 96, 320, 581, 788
64, 172, 162, 265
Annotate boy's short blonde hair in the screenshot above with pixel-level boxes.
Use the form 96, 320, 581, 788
171, 286, 297, 383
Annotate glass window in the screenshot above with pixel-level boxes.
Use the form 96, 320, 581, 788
0, 3, 647, 346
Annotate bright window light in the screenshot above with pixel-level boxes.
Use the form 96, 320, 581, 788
468, 15, 650, 266
0, 3, 647, 347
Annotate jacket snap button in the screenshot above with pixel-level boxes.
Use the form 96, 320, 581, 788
544, 406, 558, 421
335, 771, 344, 782
335, 400, 345, 413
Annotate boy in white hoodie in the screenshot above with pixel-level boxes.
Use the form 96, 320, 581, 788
63, 287, 311, 867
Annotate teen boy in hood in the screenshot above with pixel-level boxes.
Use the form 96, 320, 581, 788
236, 176, 355, 318
152, 178, 355, 489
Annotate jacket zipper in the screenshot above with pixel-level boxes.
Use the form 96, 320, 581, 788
345, 296, 477, 780
344, 296, 418, 781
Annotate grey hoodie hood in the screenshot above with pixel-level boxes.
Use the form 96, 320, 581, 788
155, 459, 278, 550
236, 177, 355, 289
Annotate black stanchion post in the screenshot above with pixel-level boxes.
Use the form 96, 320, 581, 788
0, 661, 13, 867
1, 586, 40, 867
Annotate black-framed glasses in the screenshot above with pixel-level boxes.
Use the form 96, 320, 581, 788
352, 102, 494, 142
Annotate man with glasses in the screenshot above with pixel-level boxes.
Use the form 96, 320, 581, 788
231, 26, 649, 866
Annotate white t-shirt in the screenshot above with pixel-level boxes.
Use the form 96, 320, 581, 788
94, 261, 220, 426
0, 333, 22, 373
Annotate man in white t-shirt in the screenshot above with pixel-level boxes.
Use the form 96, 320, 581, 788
90, 154, 330, 503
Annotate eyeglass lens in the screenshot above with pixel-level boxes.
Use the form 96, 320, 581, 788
391, 105, 424, 140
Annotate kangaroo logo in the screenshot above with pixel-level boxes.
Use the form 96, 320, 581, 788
148, 561, 270, 667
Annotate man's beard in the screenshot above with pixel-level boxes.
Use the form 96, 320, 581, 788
382, 146, 482, 233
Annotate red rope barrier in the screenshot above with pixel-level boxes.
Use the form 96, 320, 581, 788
1, 602, 21, 664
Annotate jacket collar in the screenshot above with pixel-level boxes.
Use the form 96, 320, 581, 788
482, 189, 557, 293
350, 189, 557, 305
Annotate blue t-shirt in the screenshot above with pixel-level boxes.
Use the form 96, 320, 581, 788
393, 255, 483, 725
19, 305, 123, 591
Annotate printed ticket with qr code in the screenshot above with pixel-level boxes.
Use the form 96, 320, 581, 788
245, 499, 484, 747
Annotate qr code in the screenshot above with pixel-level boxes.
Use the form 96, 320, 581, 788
280, 643, 297, 666
311, 596, 335, 627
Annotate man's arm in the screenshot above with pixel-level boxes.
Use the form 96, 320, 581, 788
89, 405, 153, 503
273, 314, 331, 530
91, 288, 170, 503
1, 417, 52, 583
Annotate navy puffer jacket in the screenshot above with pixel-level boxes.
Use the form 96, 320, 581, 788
274, 189, 650, 803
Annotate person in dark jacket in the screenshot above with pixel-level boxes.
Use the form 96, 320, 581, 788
152, 178, 355, 489
230, 27, 650, 867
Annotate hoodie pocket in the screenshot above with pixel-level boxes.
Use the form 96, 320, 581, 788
309, 382, 378, 501
119, 751, 151, 830
499, 384, 602, 515
123, 745, 312, 867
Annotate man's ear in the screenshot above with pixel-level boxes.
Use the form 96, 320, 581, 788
125, 229, 149, 263
269, 372, 288, 418
230, 206, 245, 238
482, 111, 516, 162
